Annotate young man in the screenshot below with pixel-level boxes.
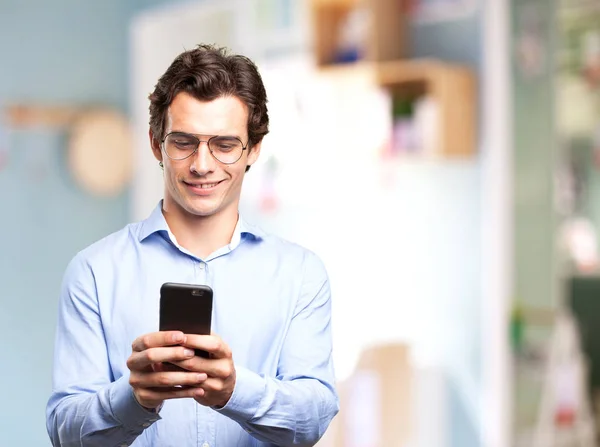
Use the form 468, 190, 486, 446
46, 44, 339, 447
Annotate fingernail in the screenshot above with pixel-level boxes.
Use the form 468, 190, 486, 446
184, 349, 195, 357
197, 374, 207, 382
172, 333, 184, 343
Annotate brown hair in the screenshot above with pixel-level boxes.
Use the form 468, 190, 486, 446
148, 44, 269, 171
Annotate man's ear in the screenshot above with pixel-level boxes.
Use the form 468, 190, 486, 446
246, 140, 262, 167
149, 129, 162, 163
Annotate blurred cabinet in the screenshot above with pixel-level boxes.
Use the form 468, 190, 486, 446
377, 60, 476, 158
319, 59, 477, 158
308, 0, 477, 158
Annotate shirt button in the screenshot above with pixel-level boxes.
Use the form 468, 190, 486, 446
198, 263, 205, 270
202, 443, 210, 447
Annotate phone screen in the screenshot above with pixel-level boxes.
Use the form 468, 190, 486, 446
159, 282, 213, 358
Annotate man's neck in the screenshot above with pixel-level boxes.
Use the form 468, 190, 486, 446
161, 202, 238, 259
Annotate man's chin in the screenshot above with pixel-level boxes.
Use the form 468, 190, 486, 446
185, 207, 217, 218
183, 200, 220, 218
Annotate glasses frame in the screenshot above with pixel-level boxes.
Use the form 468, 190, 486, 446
161, 131, 249, 164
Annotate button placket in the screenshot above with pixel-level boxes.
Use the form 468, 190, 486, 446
195, 260, 207, 284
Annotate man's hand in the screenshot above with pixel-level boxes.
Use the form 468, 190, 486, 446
170, 334, 236, 408
127, 331, 208, 410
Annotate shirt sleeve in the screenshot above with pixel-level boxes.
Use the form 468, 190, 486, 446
215, 251, 340, 446
46, 253, 161, 447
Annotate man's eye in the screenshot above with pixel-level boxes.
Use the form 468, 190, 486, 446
175, 140, 195, 147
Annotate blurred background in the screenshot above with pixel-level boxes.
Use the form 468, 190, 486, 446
2, 0, 600, 445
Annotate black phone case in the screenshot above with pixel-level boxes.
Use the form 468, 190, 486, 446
159, 282, 213, 358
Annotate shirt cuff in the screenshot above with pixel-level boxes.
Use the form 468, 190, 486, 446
109, 375, 163, 430
213, 366, 265, 422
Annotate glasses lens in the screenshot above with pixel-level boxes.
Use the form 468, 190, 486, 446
164, 133, 199, 160
209, 136, 244, 164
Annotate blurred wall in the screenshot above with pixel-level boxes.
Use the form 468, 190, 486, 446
410, 10, 482, 447
511, 0, 558, 311
0, 1, 180, 445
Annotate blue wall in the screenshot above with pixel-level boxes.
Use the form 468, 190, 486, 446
0, 1, 179, 445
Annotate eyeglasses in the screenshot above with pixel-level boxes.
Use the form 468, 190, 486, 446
161, 131, 248, 164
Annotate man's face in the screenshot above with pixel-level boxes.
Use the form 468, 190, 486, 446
151, 92, 260, 219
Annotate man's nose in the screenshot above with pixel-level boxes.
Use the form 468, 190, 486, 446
190, 141, 216, 174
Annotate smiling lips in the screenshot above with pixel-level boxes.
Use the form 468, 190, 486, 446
189, 181, 221, 189
184, 180, 223, 194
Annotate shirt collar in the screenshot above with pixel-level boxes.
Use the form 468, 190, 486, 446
138, 200, 264, 244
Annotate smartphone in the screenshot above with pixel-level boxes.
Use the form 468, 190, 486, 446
159, 282, 213, 358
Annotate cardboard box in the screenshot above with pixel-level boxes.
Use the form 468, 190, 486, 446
324, 343, 413, 447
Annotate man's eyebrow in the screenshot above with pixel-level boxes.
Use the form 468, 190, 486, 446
171, 130, 244, 139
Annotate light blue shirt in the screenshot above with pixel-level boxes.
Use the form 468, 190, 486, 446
46, 201, 339, 447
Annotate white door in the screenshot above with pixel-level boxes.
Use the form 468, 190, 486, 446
129, 0, 253, 221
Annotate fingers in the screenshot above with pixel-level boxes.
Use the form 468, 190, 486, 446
130, 369, 208, 408
152, 362, 186, 373
183, 334, 231, 359
170, 357, 234, 379
132, 331, 186, 352
197, 377, 228, 393
134, 384, 205, 405
127, 346, 196, 372
192, 373, 236, 408
127, 332, 213, 409
130, 370, 208, 389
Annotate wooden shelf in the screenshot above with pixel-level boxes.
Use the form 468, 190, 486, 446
309, 0, 476, 158
311, 0, 355, 6
4, 104, 82, 128
310, 0, 408, 66
318, 60, 477, 158
378, 60, 477, 158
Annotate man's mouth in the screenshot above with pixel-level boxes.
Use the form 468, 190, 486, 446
188, 182, 221, 189
183, 180, 224, 192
